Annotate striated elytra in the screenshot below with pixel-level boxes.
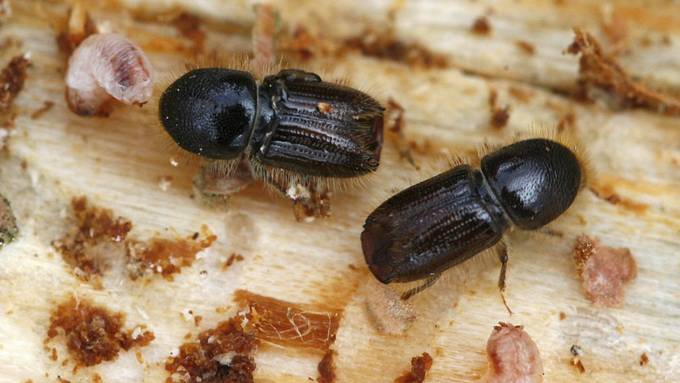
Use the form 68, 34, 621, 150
361, 138, 583, 284
159, 68, 384, 178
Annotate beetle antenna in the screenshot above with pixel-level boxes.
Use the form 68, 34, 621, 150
496, 242, 513, 315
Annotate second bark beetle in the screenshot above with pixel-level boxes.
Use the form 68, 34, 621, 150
361, 138, 588, 300
159, 68, 384, 220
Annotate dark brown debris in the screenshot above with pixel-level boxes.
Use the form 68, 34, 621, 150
0, 54, 30, 112
567, 28, 680, 115
53, 197, 132, 281
573, 235, 637, 307
125, 227, 216, 280
221, 253, 244, 271
516, 40, 535, 55
290, 183, 332, 223
165, 315, 258, 383
385, 98, 418, 168
639, 352, 649, 366
570, 345, 586, 373
344, 28, 448, 69
386, 98, 405, 135
46, 297, 154, 367
281, 25, 448, 69
589, 183, 648, 214
556, 112, 576, 132
234, 290, 341, 351
55, 197, 216, 283
488, 88, 511, 129
30, 100, 55, 119
394, 353, 433, 383
491, 106, 510, 129
471, 16, 492, 35
317, 349, 336, 383
0, 195, 18, 248
279, 26, 334, 61
508, 86, 533, 103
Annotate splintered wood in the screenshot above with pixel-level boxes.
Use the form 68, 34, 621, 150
567, 29, 680, 115
234, 290, 341, 351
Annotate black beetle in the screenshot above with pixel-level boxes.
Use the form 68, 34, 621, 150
159, 68, 384, 219
361, 138, 586, 299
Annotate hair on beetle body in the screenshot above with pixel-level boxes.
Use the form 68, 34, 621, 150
361, 130, 592, 309
153, 53, 385, 221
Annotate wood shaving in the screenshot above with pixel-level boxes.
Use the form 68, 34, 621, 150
567, 28, 680, 115
234, 290, 341, 351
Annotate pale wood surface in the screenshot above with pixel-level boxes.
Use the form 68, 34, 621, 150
0, 1, 678, 382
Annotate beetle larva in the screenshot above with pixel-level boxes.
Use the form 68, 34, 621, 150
65, 33, 153, 116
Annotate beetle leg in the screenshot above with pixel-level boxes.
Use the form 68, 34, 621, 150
400, 273, 441, 301
497, 242, 513, 314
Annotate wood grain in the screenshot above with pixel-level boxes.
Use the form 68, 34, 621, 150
0, 1, 678, 382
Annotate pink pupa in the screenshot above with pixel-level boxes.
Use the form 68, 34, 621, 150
65, 33, 153, 116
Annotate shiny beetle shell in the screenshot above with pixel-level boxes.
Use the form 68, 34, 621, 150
159, 68, 384, 179
159, 68, 257, 159
252, 70, 384, 177
361, 138, 583, 283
